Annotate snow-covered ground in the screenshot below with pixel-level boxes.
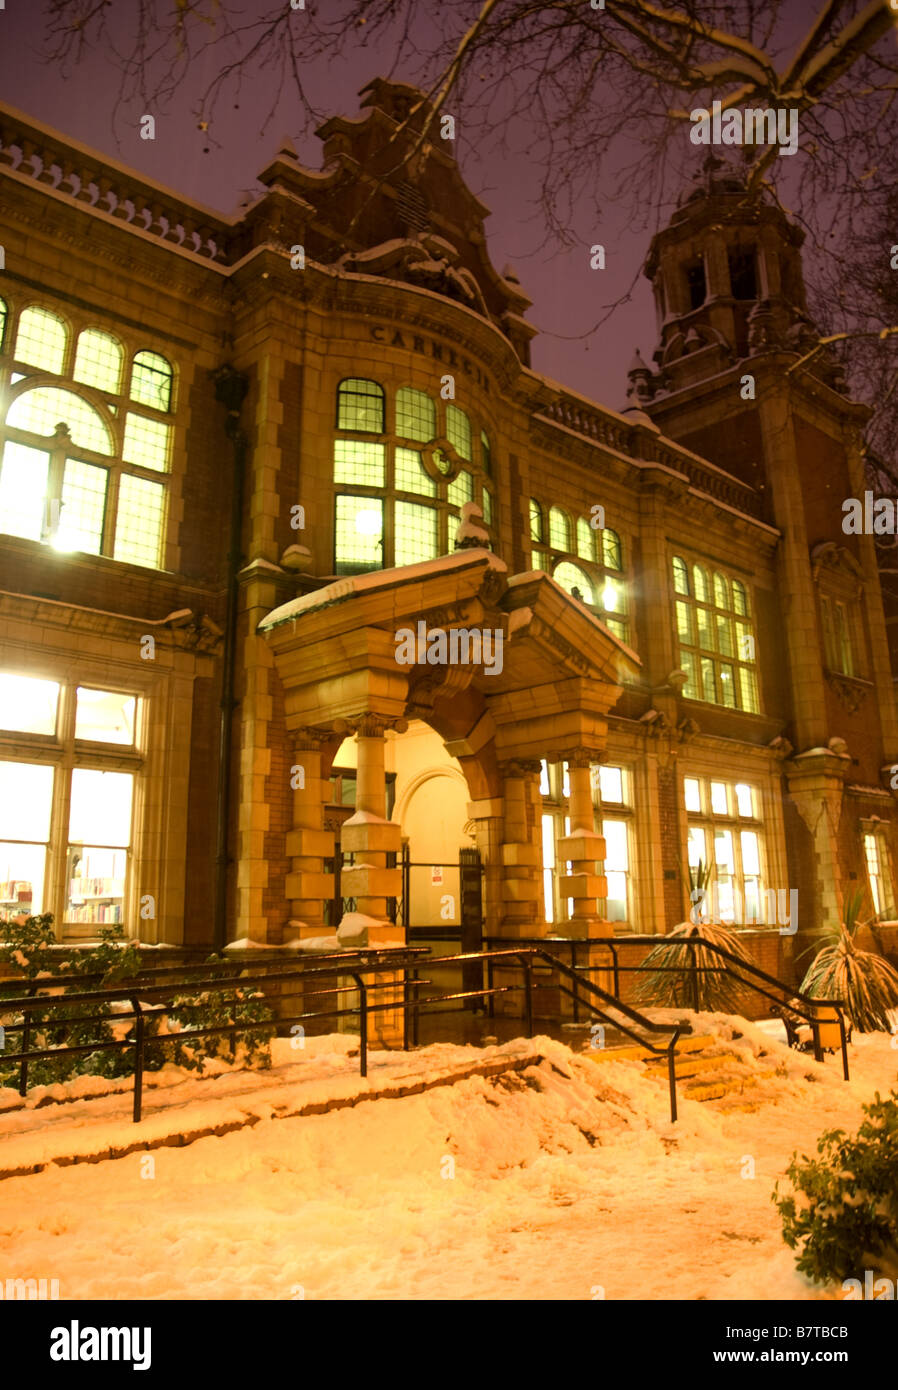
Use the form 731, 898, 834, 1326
0, 1017, 895, 1300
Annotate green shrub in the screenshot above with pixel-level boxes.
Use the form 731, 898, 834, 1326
774, 1090, 898, 1285
0, 918, 274, 1089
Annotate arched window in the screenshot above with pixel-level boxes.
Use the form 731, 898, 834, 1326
131, 350, 174, 413
0, 319, 174, 570
482, 489, 493, 526
602, 528, 623, 571
336, 378, 384, 433
576, 517, 596, 562
395, 387, 435, 442
530, 498, 544, 543
693, 564, 710, 603
732, 579, 748, 617
446, 403, 472, 460
713, 572, 730, 609
549, 506, 571, 551
14, 306, 67, 375
74, 329, 123, 395
7, 387, 113, 455
553, 560, 596, 605
672, 556, 690, 596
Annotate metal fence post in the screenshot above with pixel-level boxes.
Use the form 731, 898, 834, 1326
131, 996, 145, 1124
19, 994, 33, 1098
352, 973, 368, 1078
524, 953, 533, 1038
690, 939, 700, 1012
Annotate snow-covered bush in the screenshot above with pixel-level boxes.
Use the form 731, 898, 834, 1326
800, 889, 898, 1032
774, 1090, 898, 1286
635, 919, 753, 1013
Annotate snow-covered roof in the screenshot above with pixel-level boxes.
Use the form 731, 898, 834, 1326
258, 549, 506, 632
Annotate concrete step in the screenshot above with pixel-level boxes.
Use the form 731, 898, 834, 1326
587, 1033, 780, 1105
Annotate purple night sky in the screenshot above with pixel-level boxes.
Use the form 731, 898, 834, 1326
0, 2, 826, 405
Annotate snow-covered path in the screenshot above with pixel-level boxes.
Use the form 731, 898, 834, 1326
1, 1021, 895, 1300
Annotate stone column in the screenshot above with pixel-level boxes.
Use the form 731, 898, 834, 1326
284, 727, 334, 941
498, 759, 545, 938
556, 751, 608, 940
786, 747, 850, 950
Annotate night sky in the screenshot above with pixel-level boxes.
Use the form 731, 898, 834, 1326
0, 1, 833, 406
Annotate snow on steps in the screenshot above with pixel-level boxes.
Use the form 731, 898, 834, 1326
583, 1032, 781, 1109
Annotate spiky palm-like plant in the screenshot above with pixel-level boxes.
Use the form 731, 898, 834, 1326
635, 861, 754, 1013
801, 889, 898, 1033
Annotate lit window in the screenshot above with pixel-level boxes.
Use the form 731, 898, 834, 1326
114, 475, 166, 568
554, 560, 596, 604
598, 766, 623, 803
74, 329, 123, 394
334, 440, 386, 488
549, 507, 571, 551
684, 773, 764, 925
66, 768, 133, 927
603, 819, 630, 922
75, 688, 137, 745
0, 442, 50, 541
480, 430, 492, 476
446, 404, 471, 460
395, 446, 436, 497
395, 388, 435, 442
482, 489, 493, 526
863, 826, 894, 918
602, 529, 623, 571
122, 413, 171, 472
447, 469, 473, 509
335, 495, 384, 574
0, 761, 54, 915
0, 675, 60, 736
14, 307, 67, 374
131, 351, 173, 412
55, 460, 107, 555
576, 517, 595, 561
7, 386, 113, 456
394, 501, 438, 565
530, 499, 544, 543
820, 594, 856, 677
337, 378, 384, 434
673, 556, 759, 712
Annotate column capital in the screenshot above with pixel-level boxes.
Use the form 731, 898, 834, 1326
333, 714, 409, 738
293, 725, 334, 751
499, 758, 542, 779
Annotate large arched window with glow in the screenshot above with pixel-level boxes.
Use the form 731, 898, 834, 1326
0, 302, 175, 569
672, 554, 760, 711
530, 498, 631, 642
332, 380, 496, 574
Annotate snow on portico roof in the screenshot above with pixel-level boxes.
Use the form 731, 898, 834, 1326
258, 549, 507, 633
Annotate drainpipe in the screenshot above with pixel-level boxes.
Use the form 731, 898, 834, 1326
212, 365, 250, 953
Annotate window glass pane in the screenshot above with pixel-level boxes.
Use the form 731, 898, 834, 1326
0, 842, 47, 916
603, 819, 628, 870
539, 760, 550, 796
75, 688, 136, 745
672, 556, 689, 595
335, 495, 383, 573
68, 768, 133, 846
67, 846, 127, 925
445, 404, 471, 460
131, 351, 173, 412
676, 600, 694, 644
684, 778, 701, 813
732, 579, 748, 617
719, 663, 737, 707
114, 474, 165, 568
603, 529, 622, 571
599, 766, 623, 803
333, 439, 385, 487
530, 499, 543, 541
0, 675, 60, 736
739, 666, 760, 713
715, 615, 734, 656
605, 871, 628, 921
687, 824, 707, 868
735, 783, 754, 817
693, 565, 709, 602
0, 298, 7, 352
549, 507, 571, 551
701, 657, 716, 702
680, 651, 698, 699
14, 307, 67, 374
0, 761, 54, 840
741, 830, 760, 876
447, 469, 473, 509
337, 378, 383, 433
541, 814, 556, 869
394, 446, 436, 497
735, 622, 754, 662
395, 388, 435, 441
576, 517, 595, 561
553, 560, 595, 604
55, 459, 107, 555
710, 781, 728, 815
531, 550, 546, 572
602, 577, 624, 614
0, 442, 50, 541
714, 828, 734, 872
7, 386, 113, 455
605, 617, 628, 642
122, 413, 170, 471
696, 606, 713, 650
394, 500, 438, 566
73, 330, 123, 394
482, 489, 493, 526
714, 573, 729, 609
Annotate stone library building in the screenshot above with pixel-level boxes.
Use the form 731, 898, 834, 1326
1, 78, 897, 991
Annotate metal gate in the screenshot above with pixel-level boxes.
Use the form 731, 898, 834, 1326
402, 844, 483, 1008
